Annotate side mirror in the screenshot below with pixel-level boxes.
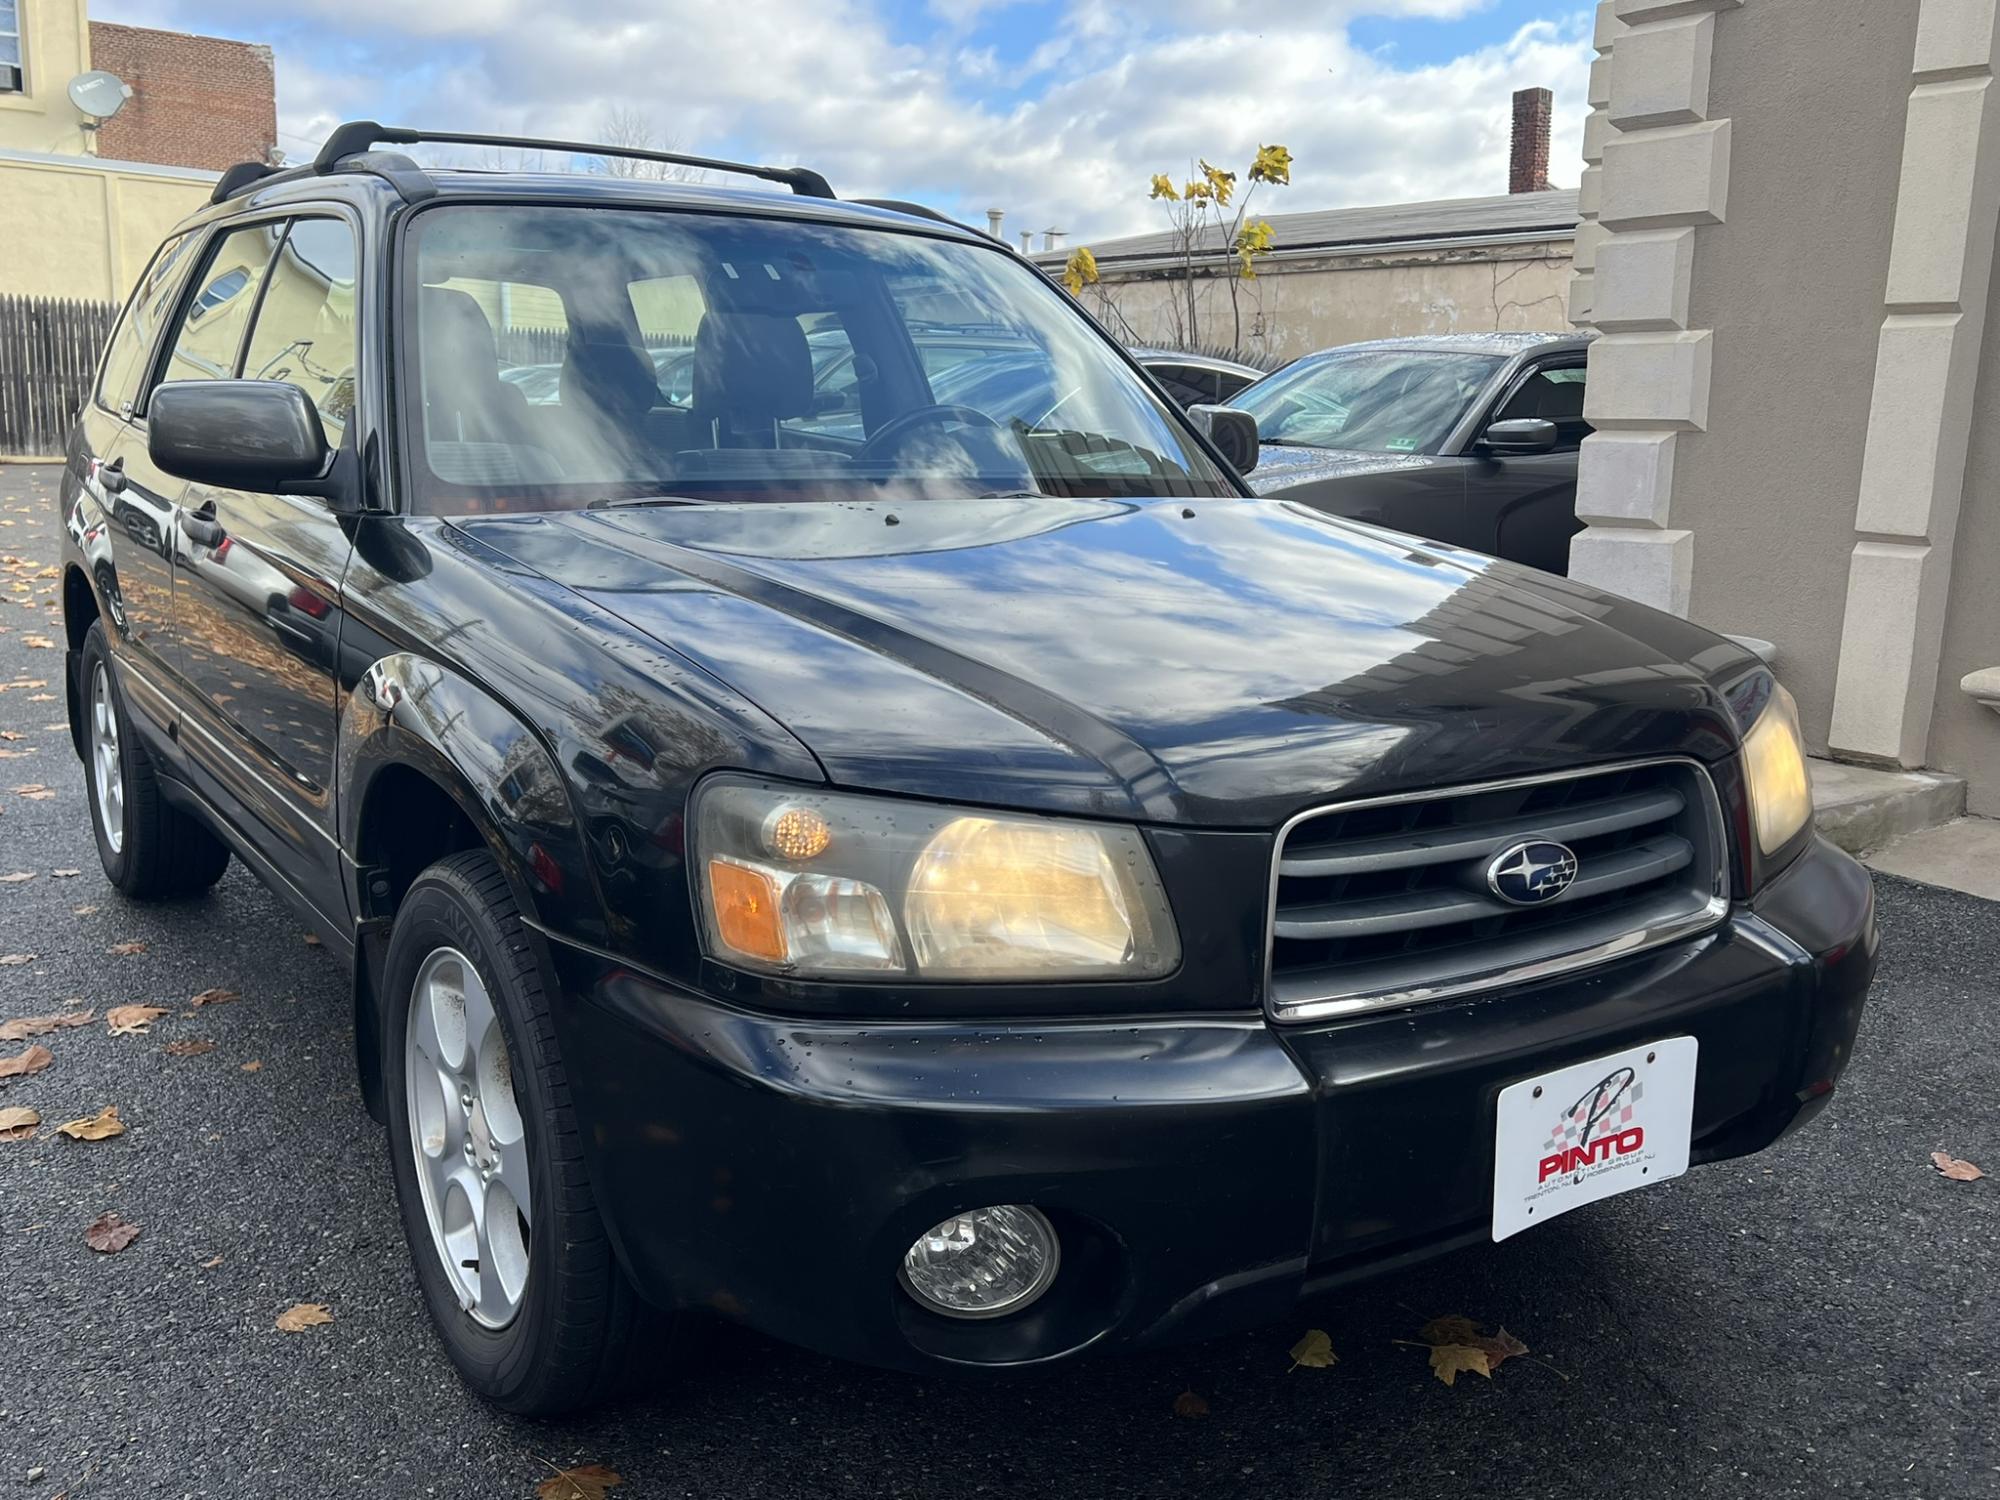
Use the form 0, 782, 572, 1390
149, 381, 332, 494
1477, 417, 1559, 456
1188, 403, 1260, 474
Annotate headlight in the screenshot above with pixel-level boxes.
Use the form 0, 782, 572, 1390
1742, 682, 1812, 855
692, 779, 1180, 982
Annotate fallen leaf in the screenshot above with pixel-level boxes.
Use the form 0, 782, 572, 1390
1172, 1389, 1211, 1419
190, 987, 240, 1007
302, 932, 321, 947
0, 1105, 39, 1140
50, 869, 79, 879
57, 1105, 124, 1141
108, 940, 148, 956
106, 1004, 169, 1036
0, 1010, 93, 1041
10, 784, 54, 799
84, 1212, 140, 1254
276, 1302, 334, 1332
72, 904, 99, 916
200, 1254, 223, 1269
1473, 1326, 1531, 1374
536, 1464, 624, 1500
25, 694, 55, 703
1932, 1151, 1985, 1181
0, 1043, 54, 1080
1427, 1342, 1492, 1387
1288, 1328, 1337, 1371
0, 952, 36, 965
1419, 1315, 1483, 1346
21, 635, 54, 648
0, 731, 20, 741
240, 1059, 262, 1073
163, 1039, 216, 1057
0, 872, 34, 884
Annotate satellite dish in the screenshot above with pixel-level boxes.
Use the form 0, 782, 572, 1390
69, 70, 134, 123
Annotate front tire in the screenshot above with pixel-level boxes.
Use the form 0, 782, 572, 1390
79, 621, 230, 899
382, 849, 676, 1414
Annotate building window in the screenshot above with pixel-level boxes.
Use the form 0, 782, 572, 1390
0, 0, 22, 93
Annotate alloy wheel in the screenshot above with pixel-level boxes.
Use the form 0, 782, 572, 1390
404, 947, 533, 1329
89, 660, 125, 854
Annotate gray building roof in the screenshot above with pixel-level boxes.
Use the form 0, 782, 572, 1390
1034, 187, 1579, 268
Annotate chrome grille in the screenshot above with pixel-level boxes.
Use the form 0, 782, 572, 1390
1266, 759, 1728, 1022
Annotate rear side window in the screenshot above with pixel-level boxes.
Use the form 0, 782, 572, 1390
239, 218, 360, 445
95, 233, 200, 415
154, 222, 286, 394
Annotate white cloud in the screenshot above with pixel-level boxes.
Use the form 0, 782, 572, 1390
98, 0, 1592, 242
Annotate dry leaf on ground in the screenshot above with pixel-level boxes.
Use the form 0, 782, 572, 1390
1412, 1315, 1532, 1387
21, 635, 54, 649
84, 1212, 140, 1254
1288, 1328, 1337, 1371
302, 932, 321, 947
106, 1004, 169, 1036
10, 785, 53, 800
536, 1464, 624, 1500
108, 940, 148, 957
0, 1105, 39, 1140
0, 872, 34, 884
0, 1010, 93, 1042
1932, 1151, 1986, 1181
200, 1254, 223, 1269
240, 1059, 263, 1073
0, 953, 33, 966
57, 1105, 124, 1141
190, 987, 240, 1007
0, 1043, 54, 1080
275, 1302, 334, 1332
163, 1039, 216, 1057
1172, 1389, 1211, 1419
50, 869, 79, 879
72, 904, 99, 916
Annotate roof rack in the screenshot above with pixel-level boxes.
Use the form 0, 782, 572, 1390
307, 121, 836, 199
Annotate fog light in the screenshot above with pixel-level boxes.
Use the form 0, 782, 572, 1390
899, 1205, 1059, 1319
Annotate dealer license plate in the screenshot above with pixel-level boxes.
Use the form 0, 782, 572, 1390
1491, 1037, 1698, 1242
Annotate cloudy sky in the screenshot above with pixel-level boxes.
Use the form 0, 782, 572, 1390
96, 0, 1592, 244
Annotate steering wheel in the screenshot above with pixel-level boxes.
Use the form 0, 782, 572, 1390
858, 403, 1004, 463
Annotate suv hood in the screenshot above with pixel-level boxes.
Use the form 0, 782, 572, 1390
460, 496, 1751, 827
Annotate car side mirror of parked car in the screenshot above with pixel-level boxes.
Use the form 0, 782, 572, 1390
1188, 403, 1260, 474
149, 381, 346, 504
1477, 417, 1560, 456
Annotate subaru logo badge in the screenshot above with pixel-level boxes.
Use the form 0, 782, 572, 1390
1486, 840, 1579, 906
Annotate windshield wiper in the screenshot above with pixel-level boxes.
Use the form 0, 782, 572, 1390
586, 494, 701, 511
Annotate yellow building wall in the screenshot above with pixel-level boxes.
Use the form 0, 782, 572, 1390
0, 0, 94, 155
0, 152, 214, 301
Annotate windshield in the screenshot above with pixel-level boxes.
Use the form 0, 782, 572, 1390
1232, 348, 1505, 455
404, 205, 1236, 512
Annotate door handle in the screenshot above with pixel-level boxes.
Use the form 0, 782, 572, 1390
98, 456, 126, 494
181, 501, 225, 548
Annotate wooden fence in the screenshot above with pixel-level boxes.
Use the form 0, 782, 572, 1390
495, 325, 696, 368
0, 295, 118, 459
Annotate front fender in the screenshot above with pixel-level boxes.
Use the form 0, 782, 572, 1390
336, 650, 605, 946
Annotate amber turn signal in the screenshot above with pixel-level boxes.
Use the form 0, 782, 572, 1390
708, 857, 787, 963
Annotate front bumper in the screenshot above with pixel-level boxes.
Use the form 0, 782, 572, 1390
544, 835, 1875, 1372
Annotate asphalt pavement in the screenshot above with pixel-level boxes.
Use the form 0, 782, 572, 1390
0, 462, 1995, 1499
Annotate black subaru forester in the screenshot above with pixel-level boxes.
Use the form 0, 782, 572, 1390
54, 122, 1875, 1414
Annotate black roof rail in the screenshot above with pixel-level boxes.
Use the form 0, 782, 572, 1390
311, 120, 835, 199
850, 198, 980, 235
210, 161, 281, 203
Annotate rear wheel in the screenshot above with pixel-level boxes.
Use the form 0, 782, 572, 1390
80, 621, 230, 899
382, 849, 678, 1414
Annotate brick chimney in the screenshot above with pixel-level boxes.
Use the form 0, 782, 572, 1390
1509, 86, 1555, 194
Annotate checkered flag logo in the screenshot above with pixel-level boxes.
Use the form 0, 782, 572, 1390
1543, 1068, 1643, 1154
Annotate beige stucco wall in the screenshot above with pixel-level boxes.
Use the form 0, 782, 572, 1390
1666, 0, 1921, 752
1079, 240, 1574, 364
0, 0, 94, 155
0, 151, 213, 301
1932, 247, 2000, 815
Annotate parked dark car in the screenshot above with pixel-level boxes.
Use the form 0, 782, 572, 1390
56, 124, 1872, 1417
1127, 347, 1268, 409
1232, 332, 1592, 575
